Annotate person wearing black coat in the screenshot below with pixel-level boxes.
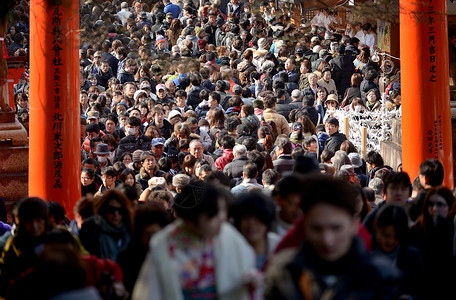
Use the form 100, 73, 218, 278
96, 62, 114, 89
223, 145, 249, 179
360, 69, 378, 101
330, 45, 355, 97
345, 37, 361, 62
186, 75, 204, 110
116, 117, 151, 160
324, 117, 347, 153
299, 95, 320, 126
101, 41, 119, 77
275, 92, 292, 122
288, 90, 303, 111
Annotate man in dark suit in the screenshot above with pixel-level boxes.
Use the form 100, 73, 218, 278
273, 136, 295, 177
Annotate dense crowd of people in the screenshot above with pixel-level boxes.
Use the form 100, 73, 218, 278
0, 0, 454, 299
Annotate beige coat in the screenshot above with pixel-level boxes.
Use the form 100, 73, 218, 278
263, 108, 291, 136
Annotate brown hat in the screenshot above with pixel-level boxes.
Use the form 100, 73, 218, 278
87, 111, 100, 120
325, 94, 339, 104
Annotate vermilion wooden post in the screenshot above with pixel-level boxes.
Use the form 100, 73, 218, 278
400, 0, 454, 188
29, 0, 80, 217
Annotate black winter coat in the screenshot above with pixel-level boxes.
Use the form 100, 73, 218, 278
330, 54, 355, 97
276, 100, 292, 122
187, 85, 203, 110
116, 134, 151, 160
324, 132, 347, 153
360, 79, 378, 101
223, 156, 249, 179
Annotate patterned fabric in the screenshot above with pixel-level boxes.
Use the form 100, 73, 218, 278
168, 223, 217, 300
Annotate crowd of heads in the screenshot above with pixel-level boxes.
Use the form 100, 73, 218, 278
2, 0, 456, 299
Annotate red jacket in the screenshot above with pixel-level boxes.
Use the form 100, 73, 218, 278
215, 148, 234, 171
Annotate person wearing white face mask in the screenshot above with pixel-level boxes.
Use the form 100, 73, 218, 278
93, 143, 113, 173
116, 116, 152, 160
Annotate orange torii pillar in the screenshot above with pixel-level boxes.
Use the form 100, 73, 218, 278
400, 0, 454, 188
29, 0, 81, 217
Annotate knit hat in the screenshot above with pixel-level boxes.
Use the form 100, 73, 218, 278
134, 90, 148, 101
148, 177, 167, 190
132, 150, 144, 163
116, 102, 128, 110
257, 38, 268, 50
156, 35, 166, 45
197, 39, 207, 49
172, 174, 191, 188
195, 27, 204, 37
253, 99, 264, 109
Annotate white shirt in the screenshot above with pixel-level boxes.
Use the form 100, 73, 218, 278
364, 32, 377, 50
117, 9, 132, 26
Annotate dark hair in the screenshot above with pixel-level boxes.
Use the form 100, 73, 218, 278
119, 168, 136, 184
101, 166, 118, 178
49, 202, 66, 225
247, 150, 265, 170
383, 172, 412, 196
351, 73, 363, 87
86, 123, 100, 133
374, 204, 410, 245
274, 136, 292, 154
416, 187, 455, 234
340, 140, 357, 154
18, 197, 50, 227
243, 162, 258, 179
230, 191, 275, 230
272, 174, 304, 199
105, 114, 119, 125
209, 91, 221, 102
173, 180, 221, 223
224, 117, 240, 132
364, 69, 378, 81
220, 134, 235, 149
419, 159, 444, 186
262, 169, 279, 185
73, 197, 94, 220
94, 189, 133, 232
300, 176, 359, 216
364, 151, 384, 167
242, 136, 257, 151
325, 117, 339, 127
126, 116, 141, 127
133, 202, 172, 234
320, 149, 334, 163
262, 95, 277, 109
81, 168, 95, 179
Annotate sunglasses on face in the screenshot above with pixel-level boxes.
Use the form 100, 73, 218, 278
106, 205, 122, 214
